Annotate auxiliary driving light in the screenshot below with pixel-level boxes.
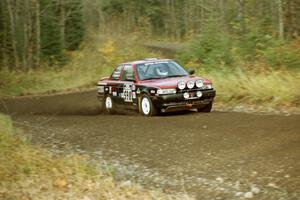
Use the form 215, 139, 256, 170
196, 91, 203, 97
183, 92, 190, 99
177, 81, 186, 90
187, 80, 195, 89
196, 79, 204, 88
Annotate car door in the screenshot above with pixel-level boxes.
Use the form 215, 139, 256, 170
119, 64, 138, 109
108, 64, 124, 105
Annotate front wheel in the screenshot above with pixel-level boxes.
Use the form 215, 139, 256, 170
103, 95, 115, 114
140, 95, 157, 117
197, 102, 213, 112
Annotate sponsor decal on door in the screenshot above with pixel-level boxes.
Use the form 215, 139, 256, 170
123, 83, 133, 102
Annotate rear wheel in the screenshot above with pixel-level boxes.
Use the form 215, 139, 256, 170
103, 95, 115, 114
197, 102, 213, 112
140, 94, 157, 117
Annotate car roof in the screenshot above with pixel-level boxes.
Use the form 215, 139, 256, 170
122, 58, 172, 66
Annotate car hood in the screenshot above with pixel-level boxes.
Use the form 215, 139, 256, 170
138, 76, 211, 89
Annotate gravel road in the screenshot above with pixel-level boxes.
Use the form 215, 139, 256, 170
1, 90, 300, 199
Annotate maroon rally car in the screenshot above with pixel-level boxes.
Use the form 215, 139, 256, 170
97, 58, 216, 116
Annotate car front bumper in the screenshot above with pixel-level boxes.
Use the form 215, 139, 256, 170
153, 89, 216, 112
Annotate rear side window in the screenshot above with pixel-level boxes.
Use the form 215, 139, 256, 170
111, 65, 123, 80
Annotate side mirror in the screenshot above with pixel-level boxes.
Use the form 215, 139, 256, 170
188, 69, 195, 75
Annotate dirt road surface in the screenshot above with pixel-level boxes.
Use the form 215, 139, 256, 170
1, 90, 300, 199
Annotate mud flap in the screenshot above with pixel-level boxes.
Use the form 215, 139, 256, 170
137, 96, 142, 113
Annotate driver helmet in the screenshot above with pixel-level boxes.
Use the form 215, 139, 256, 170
155, 64, 168, 76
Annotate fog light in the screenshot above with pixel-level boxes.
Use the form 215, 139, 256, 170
196, 91, 203, 97
183, 92, 189, 99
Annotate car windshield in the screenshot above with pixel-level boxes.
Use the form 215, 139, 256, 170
136, 61, 189, 81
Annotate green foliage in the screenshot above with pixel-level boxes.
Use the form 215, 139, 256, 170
0, 0, 85, 69
40, 0, 62, 60
65, 0, 85, 51
40, 0, 85, 64
177, 28, 300, 71
237, 32, 270, 60
177, 30, 234, 69
101, 0, 164, 35
0, 70, 13, 88
264, 39, 300, 69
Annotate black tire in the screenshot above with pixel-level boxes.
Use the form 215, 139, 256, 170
139, 94, 157, 117
197, 102, 213, 112
103, 95, 115, 114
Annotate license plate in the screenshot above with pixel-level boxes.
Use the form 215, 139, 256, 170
186, 103, 193, 108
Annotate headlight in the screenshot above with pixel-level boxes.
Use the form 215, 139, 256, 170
177, 81, 186, 90
196, 80, 203, 88
187, 80, 195, 89
157, 88, 176, 95
97, 86, 104, 93
205, 84, 213, 89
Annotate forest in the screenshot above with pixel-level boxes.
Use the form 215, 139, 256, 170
1, 0, 300, 69
0, 0, 299, 109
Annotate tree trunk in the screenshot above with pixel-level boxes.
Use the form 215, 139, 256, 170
59, 0, 66, 50
34, 0, 40, 68
277, 0, 284, 39
22, 0, 29, 69
6, 0, 19, 69
27, 0, 33, 69
0, 0, 6, 69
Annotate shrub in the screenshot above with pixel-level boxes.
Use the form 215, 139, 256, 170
177, 31, 234, 70
264, 39, 300, 70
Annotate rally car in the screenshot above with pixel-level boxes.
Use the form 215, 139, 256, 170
97, 58, 216, 116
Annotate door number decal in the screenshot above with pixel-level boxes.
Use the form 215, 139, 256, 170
123, 84, 133, 102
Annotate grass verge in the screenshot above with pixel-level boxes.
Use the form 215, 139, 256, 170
0, 114, 191, 200
196, 68, 300, 113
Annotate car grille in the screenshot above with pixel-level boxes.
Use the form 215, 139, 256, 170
178, 87, 212, 93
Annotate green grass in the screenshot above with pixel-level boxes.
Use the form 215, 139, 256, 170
0, 114, 191, 200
